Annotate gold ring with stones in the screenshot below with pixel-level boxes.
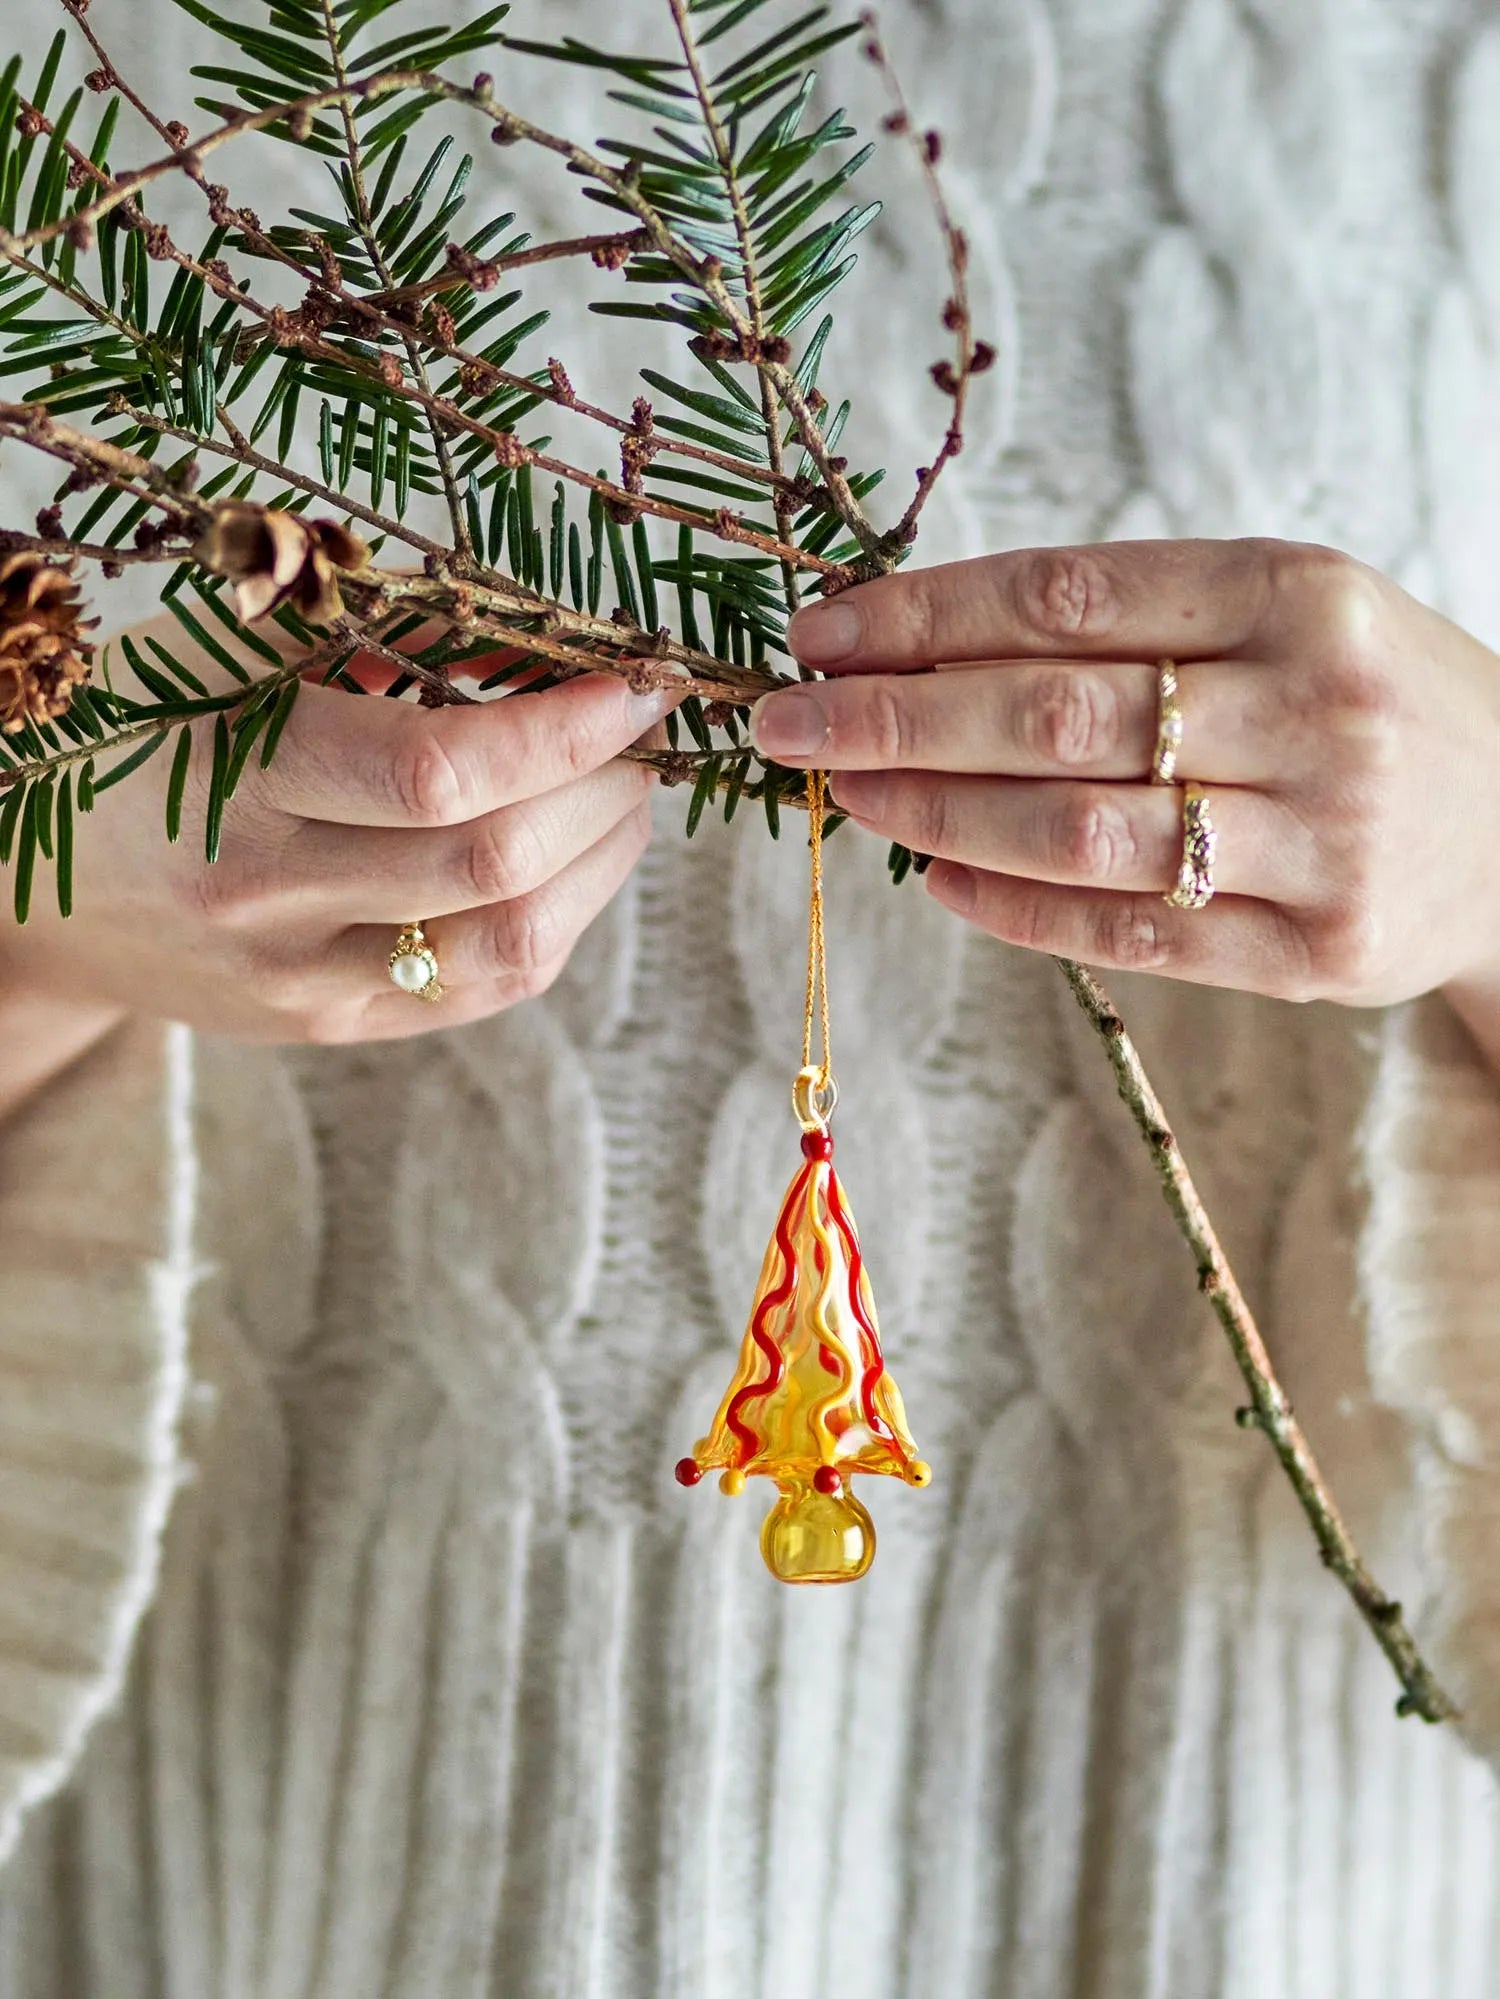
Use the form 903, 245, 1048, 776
1151, 658, 1184, 786
388, 921, 445, 1001
1164, 782, 1216, 910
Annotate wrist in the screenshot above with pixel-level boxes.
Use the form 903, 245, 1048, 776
1440, 968, 1500, 1078
0, 984, 126, 1127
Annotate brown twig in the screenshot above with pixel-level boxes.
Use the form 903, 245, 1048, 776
857, 11, 992, 549
0, 405, 200, 527
329, 621, 477, 707
0, 404, 793, 705
0, 528, 184, 567
367, 229, 654, 307
1057, 956, 1458, 1724
338, 569, 787, 705
463, 77, 885, 561
116, 401, 447, 558
6, 61, 874, 558
85, 205, 845, 575
31, 41, 816, 516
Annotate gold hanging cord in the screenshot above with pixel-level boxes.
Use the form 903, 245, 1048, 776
794, 768, 837, 1133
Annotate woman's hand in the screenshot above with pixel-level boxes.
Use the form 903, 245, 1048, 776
0, 613, 680, 1051
749, 538, 1500, 1064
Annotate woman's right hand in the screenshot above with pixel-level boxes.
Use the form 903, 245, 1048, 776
0, 614, 681, 1045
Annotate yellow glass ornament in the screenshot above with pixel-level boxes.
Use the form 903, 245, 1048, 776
675, 771, 931, 1581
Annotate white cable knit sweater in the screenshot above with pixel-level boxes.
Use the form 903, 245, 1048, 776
4, 1, 1500, 1993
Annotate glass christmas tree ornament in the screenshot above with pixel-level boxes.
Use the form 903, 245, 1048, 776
674, 772, 930, 1581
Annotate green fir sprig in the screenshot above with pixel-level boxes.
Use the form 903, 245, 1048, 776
0, 0, 987, 921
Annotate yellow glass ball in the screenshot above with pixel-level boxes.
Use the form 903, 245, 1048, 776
907, 1459, 933, 1488
759, 1480, 876, 1584
719, 1467, 746, 1496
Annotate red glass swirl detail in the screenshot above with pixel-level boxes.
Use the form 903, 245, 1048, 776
826, 1166, 897, 1446
724, 1160, 811, 1462
812, 1226, 840, 1373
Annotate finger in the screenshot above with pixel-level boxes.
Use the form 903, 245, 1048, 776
830, 775, 1318, 904
254, 671, 682, 827
279, 759, 654, 921
750, 659, 1285, 784
923, 865, 1312, 999
331, 797, 654, 997
329, 954, 574, 1043
786, 539, 1283, 673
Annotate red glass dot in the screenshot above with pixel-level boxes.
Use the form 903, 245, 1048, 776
813, 1464, 841, 1495
674, 1457, 703, 1487
801, 1130, 835, 1160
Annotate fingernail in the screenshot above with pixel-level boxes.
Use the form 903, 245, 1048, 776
749, 688, 830, 758
628, 684, 683, 724
829, 771, 886, 817
788, 599, 862, 663
928, 862, 976, 912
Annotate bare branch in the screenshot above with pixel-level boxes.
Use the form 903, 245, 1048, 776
1057, 956, 1458, 1724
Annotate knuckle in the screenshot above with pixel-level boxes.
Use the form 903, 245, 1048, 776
1271, 546, 1402, 770
293, 1001, 368, 1047
1054, 788, 1134, 882
1024, 670, 1114, 767
1012, 547, 1120, 644
232, 945, 349, 1041
1306, 894, 1385, 996
898, 570, 944, 660
1279, 539, 1378, 618
173, 852, 265, 930
487, 886, 564, 979
862, 681, 914, 764
1249, 908, 1320, 1003
1321, 779, 1386, 872
464, 811, 539, 906
510, 949, 569, 1004
557, 725, 601, 784
1310, 674, 1402, 797
1093, 896, 1171, 971
394, 730, 468, 826
528, 700, 607, 785
1324, 673, 1402, 768
999, 888, 1053, 954
1274, 543, 1390, 669
909, 781, 952, 854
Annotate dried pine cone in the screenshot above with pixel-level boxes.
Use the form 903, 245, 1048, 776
192, 501, 370, 626
0, 551, 95, 735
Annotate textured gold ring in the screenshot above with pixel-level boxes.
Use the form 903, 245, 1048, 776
1164, 782, 1216, 910
1151, 658, 1184, 785
388, 921, 445, 1001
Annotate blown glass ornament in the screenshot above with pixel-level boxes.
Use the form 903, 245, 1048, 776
674, 772, 930, 1582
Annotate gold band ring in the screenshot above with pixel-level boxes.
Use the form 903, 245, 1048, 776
1151, 658, 1183, 786
389, 921, 445, 1001
1164, 782, 1216, 910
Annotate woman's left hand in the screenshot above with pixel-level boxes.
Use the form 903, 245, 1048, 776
748, 538, 1500, 1057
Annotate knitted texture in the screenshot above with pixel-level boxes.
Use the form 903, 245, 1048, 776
0, 1021, 192, 1869
4, 2, 1500, 1995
